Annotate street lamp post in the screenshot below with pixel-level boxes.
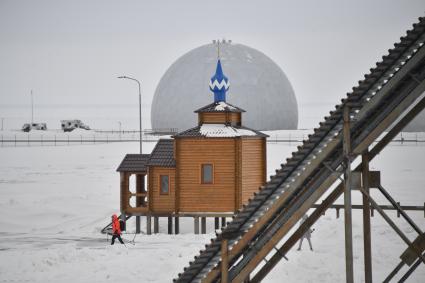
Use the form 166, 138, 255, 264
118, 76, 142, 154
118, 75, 143, 234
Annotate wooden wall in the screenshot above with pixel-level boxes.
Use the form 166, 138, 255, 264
148, 166, 176, 213
120, 172, 129, 213
176, 138, 236, 212
198, 112, 241, 126
240, 138, 267, 205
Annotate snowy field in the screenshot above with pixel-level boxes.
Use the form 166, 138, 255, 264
0, 136, 424, 282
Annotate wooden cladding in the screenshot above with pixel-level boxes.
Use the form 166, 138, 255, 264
120, 172, 128, 212
120, 135, 266, 215
240, 138, 267, 205
176, 138, 237, 212
198, 112, 241, 126
149, 167, 175, 213
175, 137, 267, 213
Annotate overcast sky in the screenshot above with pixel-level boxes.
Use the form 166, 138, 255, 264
0, 0, 424, 128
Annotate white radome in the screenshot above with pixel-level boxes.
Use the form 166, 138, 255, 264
151, 41, 298, 131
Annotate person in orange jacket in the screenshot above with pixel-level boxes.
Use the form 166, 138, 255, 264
111, 214, 124, 245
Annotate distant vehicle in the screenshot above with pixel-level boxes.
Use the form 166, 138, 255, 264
61, 120, 90, 132
22, 123, 47, 132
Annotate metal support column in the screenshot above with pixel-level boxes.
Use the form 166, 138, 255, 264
120, 213, 127, 232
154, 216, 159, 234
362, 152, 373, 282
343, 106, 354, 283
194, 217, 200, 234
174, 216, 180, 235
201, 217, 207, 234
168, 216, 173, 235
146, 215, 152, 235
221, 217, 226, 228
136, 216, 141, 234
221, 238, 229, 283
215, 217, 220, 230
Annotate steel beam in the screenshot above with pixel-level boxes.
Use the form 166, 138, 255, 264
203, 135, 344, 283
192, 46, 425, 283
221, 239, 229, 283
250, 184, 344, 283
359, 187, 425, 265
229, 95, 425, 282
230, 165, 342, 282
399, 252, 425, 282
362, 152, 373, 283
370, 93, 425, 159
343, 106, 354, 283
383, 261, 405, 283
353, 77, 425, 156
377, 185, 423, 235
230, 92, 425, 283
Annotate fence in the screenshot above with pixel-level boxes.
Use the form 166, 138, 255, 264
1, 131, 424, 147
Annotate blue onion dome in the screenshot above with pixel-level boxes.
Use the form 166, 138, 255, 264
209, 59, 230, 102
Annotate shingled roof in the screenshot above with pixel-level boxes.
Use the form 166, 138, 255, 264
174, 124, 268, 138
146, 139, 176, 167
195, 101, 245, 113
116, 154, 150, 173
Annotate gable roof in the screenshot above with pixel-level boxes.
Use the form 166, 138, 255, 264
146, 139, 176, 167
116, 154, 150, 172
195, 101, 245, 113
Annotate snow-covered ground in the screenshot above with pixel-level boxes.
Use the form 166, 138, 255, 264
0, 137, 424, 282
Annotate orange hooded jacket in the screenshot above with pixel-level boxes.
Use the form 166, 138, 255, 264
112, 214, 121, 235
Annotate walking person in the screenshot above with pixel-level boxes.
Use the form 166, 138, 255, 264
297, 214, 314, 251
111, 214, 125, 245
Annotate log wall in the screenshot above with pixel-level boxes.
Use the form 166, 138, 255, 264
148, 166, 176, 213
176, 138, 237, 212
198, 112, 241, 126
240, 138, 267, 205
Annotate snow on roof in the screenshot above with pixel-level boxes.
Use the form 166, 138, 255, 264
214, 101, 236, 111
194, 101, 245, 113
199, 124, 258, 137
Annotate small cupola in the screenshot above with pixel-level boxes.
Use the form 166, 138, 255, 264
209, 59, 230, 103
195, 58, 245, 126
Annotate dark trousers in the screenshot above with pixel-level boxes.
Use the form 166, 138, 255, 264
111, 234, 124, 245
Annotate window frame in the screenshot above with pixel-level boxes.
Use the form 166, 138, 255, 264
159, 174, 170, 195
200, 163, 214, 184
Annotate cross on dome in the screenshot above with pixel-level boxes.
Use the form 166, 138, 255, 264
209, 59, 230, 102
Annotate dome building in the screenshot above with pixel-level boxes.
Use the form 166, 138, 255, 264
151, 40, 298, 131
